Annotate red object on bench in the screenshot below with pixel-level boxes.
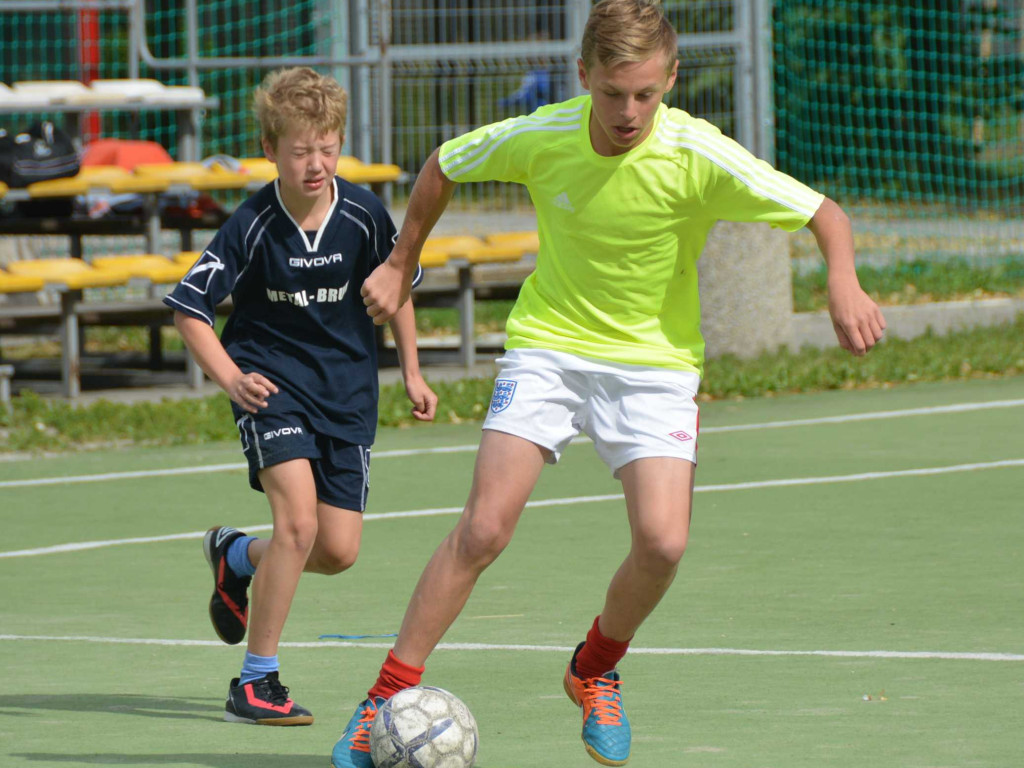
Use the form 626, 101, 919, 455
81, 139, 173, 169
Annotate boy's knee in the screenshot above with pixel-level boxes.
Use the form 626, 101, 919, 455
310, 545, 358, 575
275, 518, 319, 555
637, 533, 688, 571
452, 516, 512, 567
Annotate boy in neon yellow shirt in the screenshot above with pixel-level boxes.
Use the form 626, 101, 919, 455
335, 2, 885, 765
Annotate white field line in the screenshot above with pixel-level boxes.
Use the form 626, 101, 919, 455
2, 398, 1022, 490
1, 458, 1022, 560
0, 634, 1020, 662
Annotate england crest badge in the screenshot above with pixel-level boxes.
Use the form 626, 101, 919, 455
489, 379, 517, 413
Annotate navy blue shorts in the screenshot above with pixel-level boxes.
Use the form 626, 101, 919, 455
232, 393, 370, 512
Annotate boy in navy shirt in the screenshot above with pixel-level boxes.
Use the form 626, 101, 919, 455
165, 67, 437, 725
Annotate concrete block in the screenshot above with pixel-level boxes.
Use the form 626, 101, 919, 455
698, 221, 794, 359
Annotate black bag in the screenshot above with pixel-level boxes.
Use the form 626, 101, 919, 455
0, 121, 81, 188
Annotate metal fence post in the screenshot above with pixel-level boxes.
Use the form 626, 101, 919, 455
733, 0, 755, 153
378, 0, 393, 207
350, 0, 373, 165
752, 0, 775, 163
565, 0, 589, 98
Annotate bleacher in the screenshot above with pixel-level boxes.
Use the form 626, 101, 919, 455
0, 79, 538, 398
0, 235, 538, 397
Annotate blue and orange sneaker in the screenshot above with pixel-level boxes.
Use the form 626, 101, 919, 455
563, 642, 632, 766
224, 672, 313, 726
331, 696, 387, 768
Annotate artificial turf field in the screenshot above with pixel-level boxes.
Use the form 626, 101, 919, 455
2, 376, 1022, 768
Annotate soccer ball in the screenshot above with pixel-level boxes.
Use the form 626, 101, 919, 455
369, 685, 479, 768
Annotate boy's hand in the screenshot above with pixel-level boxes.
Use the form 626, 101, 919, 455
828, 282, 886, 356
228, 371, 278, 413
362, 259, 412, 325
404, 375, 438, 422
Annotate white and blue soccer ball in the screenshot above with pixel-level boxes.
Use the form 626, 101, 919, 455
369, 685, 478, 768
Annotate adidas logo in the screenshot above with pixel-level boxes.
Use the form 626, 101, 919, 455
552, 192, 574, 212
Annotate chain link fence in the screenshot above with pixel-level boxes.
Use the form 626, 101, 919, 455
1, 1, 1022, 264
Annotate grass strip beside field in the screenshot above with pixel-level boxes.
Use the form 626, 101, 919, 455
1, 315, 1022, 453
793, 257, 1024, 311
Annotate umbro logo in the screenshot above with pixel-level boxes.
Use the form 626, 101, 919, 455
552, 192, 574, 212
669, 430, 693, 442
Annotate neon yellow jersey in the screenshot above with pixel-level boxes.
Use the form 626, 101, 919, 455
438, 95, 824, 374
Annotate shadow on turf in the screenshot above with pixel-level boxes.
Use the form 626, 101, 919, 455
13, 755, 324, 767
0, 693, 222, 722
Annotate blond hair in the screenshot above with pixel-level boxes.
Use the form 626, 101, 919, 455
581, 0, 677, 72
253, 67, 348, 147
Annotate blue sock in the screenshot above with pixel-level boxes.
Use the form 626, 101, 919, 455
226, 535, 257, 577
239, 652, 279, 685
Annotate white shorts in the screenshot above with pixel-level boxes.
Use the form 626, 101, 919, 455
483, 348, 700, 477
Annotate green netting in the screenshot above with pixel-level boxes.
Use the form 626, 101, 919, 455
142, 0, 321, 158
0, 1, 319, 159
774, 1, 1024, 214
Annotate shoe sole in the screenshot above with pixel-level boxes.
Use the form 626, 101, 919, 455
564, 666, 629, 767
203, 527, 244, 645
224, 710, 314, 726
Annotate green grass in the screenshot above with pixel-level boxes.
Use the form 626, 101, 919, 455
2, 377, 1023, 767
3, 315, 1022, 453
793, 256, 1024, 312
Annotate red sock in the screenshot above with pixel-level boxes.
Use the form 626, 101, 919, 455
574, 615, 631, 680
368, 649, 424, 700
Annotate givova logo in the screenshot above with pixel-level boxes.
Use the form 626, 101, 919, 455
289, 253, 343, 268
264, 426, 304, 441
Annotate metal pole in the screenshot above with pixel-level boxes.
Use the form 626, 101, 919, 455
566, 0, 589, 97
351, 0, 372, 163
752, 0, 775, 162
733, 0, 755, 152
127, 0, 140, 78
377, 0, 393, 206
185, 0, 199, 88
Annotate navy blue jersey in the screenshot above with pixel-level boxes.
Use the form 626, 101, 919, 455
164, 177, 421, 445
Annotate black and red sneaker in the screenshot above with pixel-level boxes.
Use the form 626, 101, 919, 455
224, 672, 314, 726
202, 526, 252, 645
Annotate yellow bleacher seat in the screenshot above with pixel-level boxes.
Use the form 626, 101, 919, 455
91, 254, 189, 284
484, 231, 540, 253
341, 162, 402, 185
463, 245, 525, 264
0, 270, 46, 294
419, 249, 450, 269
423, 235, 526, 263
238, 158, 278, 184
174, 252, 203, 267
23, 176, 91, 198
26, 167, 169, 198
237, 156, 402, 186
6, 258, 131, 290
133, 162, 250, 191
423, 236, 488, 254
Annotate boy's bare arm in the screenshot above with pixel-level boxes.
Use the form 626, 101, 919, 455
387, 301, 438, 421
806, 197, 886, 356
173, 312, 278, 412
362, 148, 456, 325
